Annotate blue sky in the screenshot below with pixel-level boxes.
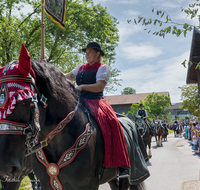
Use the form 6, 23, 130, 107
94, 0, 197, 103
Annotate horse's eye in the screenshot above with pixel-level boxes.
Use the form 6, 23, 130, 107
22, 102, 26, 106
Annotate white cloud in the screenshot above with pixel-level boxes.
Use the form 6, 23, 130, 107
123, 10, 141, 17
109, 51, 189, 103
174, 10, 199, 26
118, 0, 140, 4
121, 43, 163, 60
118, 22, 143, 42
93, 0, 140, 4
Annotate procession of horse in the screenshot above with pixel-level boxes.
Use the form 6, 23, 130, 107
134, 116, 186, 159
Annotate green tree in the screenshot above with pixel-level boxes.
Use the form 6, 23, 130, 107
179, 84, 200, 118
121, 87, 136, 95
0, 0, 121, 92
129, 1, 197, 38
144, 92, 171, 120
127, 93, 170, 122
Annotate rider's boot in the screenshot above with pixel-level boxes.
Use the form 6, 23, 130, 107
118, 166, 130, 178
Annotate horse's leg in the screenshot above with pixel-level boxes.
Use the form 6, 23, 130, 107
155, 135, 158, 146
156, 136, 159, 146
160, 135, 163, 145
119, 178, 129, 190
4, 182, 21, 190
108, 178, 119, 190
130, 181, 146, 190
148, 139, 152, 158
158, 136, 160, 146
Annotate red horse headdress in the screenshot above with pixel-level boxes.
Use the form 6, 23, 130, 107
0, 44, 36, 120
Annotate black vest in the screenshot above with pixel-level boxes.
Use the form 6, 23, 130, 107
138, 110, 146, 117
76, 64, 103, 99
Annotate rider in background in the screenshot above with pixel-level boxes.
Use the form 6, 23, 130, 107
172, 117, 178, 130
162, 119, 168, 135
155, 116, 161, 124
136, 104, 155, 136
65, 42, 130, 176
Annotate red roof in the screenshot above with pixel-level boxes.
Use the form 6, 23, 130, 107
105, 92, 170, 105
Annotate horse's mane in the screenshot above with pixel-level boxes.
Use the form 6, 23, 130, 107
31, 60, 78, 103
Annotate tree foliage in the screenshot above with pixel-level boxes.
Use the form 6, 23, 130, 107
0, 0, 121, 92
128, 92, 171, 122
128, 0, 200, 68
179, 84, 200, 118
121, 87, 136, 95
144, 92, 171, 119
128, 1, 198, 38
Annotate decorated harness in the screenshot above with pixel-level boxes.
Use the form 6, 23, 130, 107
135, 116, 147, 139
0, 60, 93, 190
0, 61, 47, 155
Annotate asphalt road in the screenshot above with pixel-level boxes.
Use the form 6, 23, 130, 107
99, 133, 200, 190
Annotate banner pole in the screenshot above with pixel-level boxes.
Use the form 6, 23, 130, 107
40, 0, 45, 60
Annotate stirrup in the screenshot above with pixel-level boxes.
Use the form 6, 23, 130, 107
117, 168, 130, 178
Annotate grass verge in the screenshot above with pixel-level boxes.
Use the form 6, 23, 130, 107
0, 176, 31, 190
168, 129, 174, 134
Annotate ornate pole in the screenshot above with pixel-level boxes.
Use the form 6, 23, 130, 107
40, 0, 45, 60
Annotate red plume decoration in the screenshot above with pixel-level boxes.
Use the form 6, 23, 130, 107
18, 44, 31, 76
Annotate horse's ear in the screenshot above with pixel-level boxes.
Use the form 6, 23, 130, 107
18, 44, 31, 76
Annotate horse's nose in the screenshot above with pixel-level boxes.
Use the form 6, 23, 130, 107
7, 165, 22, 178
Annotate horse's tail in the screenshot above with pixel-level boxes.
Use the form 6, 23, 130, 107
130, 182, 146, 190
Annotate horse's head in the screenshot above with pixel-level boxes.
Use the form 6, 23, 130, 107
154, 122, 160, 133
0, 44, 46, 179
135, 116, 146, 137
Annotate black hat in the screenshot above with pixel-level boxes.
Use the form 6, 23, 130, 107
139, 103, 144, 107
82, 42, 104, 56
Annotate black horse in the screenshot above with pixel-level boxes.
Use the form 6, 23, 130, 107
0, 47, 149, 190
135, 116, 152, 158
30, 60, 149, 190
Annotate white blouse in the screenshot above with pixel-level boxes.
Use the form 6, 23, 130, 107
71, 63, 111, 83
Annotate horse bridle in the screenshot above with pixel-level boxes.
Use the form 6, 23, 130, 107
154, 122, 162, 132
0, 62, 83, 157
0, 62, 48, 156
135, 116, 147, 138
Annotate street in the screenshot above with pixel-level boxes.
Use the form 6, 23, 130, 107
99, 133, 200, 190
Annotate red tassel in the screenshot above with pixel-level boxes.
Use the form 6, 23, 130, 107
18, 44, 31, 76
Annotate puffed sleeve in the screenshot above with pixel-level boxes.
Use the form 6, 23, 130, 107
96, 64, 111, 83
71, 63, 83, 77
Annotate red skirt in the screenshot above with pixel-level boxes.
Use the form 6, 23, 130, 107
84, 98, 130, 168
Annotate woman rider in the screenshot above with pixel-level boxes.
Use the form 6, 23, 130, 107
136, 104, 155, 135
65, 42, 130, 176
